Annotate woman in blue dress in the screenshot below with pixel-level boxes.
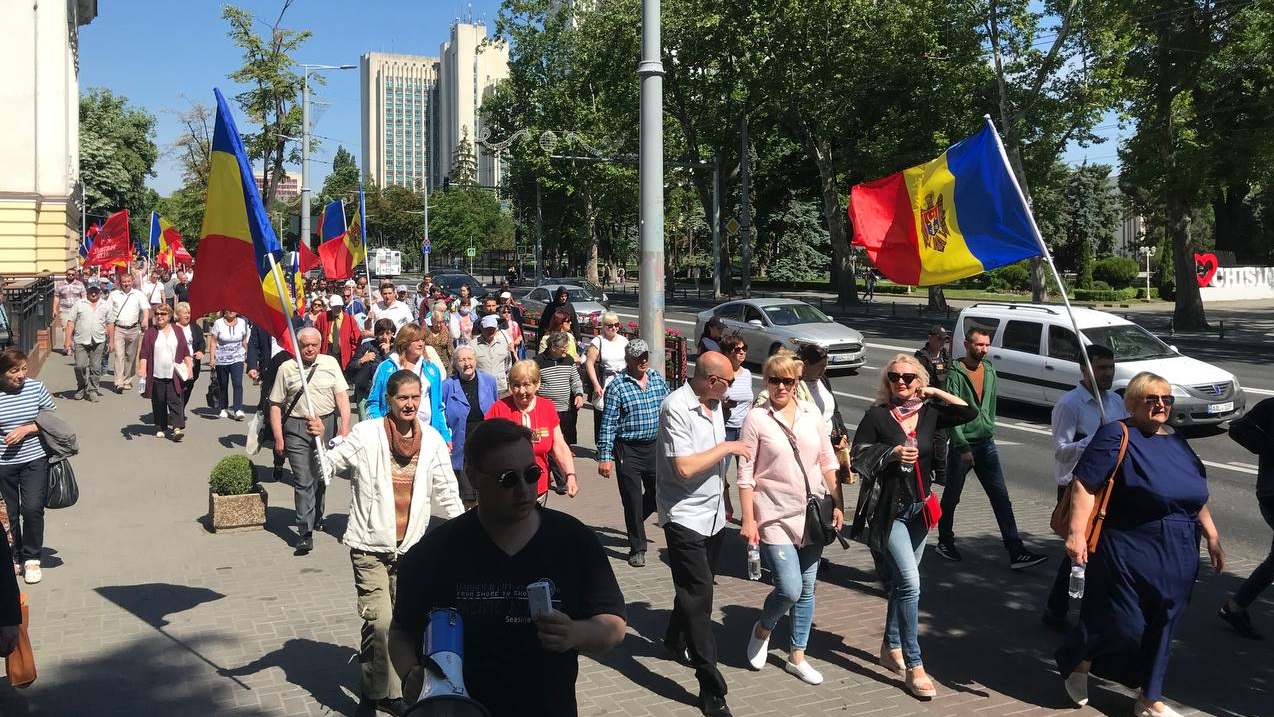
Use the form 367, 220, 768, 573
1056, 372, 1225, 717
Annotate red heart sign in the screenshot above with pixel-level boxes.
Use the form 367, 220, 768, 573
1194, 253, 1219, 288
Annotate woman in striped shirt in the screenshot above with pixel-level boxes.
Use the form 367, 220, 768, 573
0, 348, 56, 584
534, 332, 585, 446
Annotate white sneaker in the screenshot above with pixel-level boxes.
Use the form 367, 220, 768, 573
22, 562, 41, 585
1064, 671, 1089, 707
745, 622, 770, 670
1133, 701, 1182, 717
218, 410, 229, 419
785, 658, 824, 685
233, 410, 245, 421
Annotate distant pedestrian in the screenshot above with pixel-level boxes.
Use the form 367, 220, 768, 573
367, 282, 413, 332
655, 351, 748, 717
136, 303, 194, 441
537, 287, 580, 344
618, 266, 626, 287
0, 349, 56, 585
346, 319, 395, 422
1219, 396, 1274, 640
173, 302, 206, 407
440, 346, 498, 510
534, 332, 585, 446
719, 334, 753, 521
52, 268, 85, 354
538, 310, 577, 361
209, 310, 249, 420
596, 339, 670, 567
327, 368, 463, 716
914, 326, 953, 486
474, 315, 513, 395
269, 327, 352, 555
937, 328, 1047, 570
583, 313, 628, 410
697, 317, 725, 356
106, 272, 149, 393
422, 306, 454, 370
65, 281, 110, 402
864, 269, 877, 301
365, 324, 449, 443
486, 360, 578, 502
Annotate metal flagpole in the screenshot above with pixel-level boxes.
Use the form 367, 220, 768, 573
360, 180, 373, 284
984, 115, 1106, 422
265, 251, 331, 482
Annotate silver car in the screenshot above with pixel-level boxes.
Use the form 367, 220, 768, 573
695, 299, 868, 370
522, 284, 609, 325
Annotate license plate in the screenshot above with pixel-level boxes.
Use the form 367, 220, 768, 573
1208, 401, 1234, 414
830, 354, 851, 364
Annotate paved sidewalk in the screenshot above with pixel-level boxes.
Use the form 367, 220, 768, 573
0, 355, 1268, 716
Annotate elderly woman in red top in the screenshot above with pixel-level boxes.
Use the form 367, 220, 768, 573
137, 303, 194, 441
485, 359, 578, 502
738, 352, 842, 685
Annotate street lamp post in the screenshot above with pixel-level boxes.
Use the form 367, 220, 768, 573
299, 63, 356, 253
638, 0, 666, 363
1140, 245, 1156, 302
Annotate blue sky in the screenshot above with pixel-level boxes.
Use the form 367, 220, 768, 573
78, 0, 506, 195
78, 0, 1119, 198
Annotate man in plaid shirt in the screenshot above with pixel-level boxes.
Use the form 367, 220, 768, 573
597, 339, 671, 567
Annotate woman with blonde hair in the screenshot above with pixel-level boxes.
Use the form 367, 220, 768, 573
851, 353, 974, 699
584, 312, 628, 405
485, 359, 578, 501
1056, 372, 1224, 717
365, 324, 450, 441
739, 352, 842, 684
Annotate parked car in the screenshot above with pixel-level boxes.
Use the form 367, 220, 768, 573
954, 302, 1246, 426
522, 283, 609, 325
538, 277, 609, 305
433, 271, 487, 300
694, 299, 867, 370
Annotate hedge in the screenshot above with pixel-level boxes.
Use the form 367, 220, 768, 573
1092, 256, 1140, 289
1073, 287, 1138, 302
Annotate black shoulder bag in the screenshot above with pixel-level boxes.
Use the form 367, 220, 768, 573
770, 414, 846, 548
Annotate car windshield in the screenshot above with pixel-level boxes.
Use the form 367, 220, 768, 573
563, 288, 595, 302
1082, 324, 1176, 361
437, 274, 482, 292
761, 303, 832, 326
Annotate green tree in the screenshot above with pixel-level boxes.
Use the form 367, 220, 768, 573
222, 2, 310, 206
1058, 164, 1121, 288
318, 146, 360, 205
761, 193, 830, 283
430, 189, 515, 257
79, 88, 160, 239
450, 129, 478, 186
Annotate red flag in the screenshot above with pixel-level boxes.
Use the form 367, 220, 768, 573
83, 210, 132, 268
298, 241, 321, 273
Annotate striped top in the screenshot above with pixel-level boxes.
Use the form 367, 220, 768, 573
534, 354, 584, 412
0, 379, 55, 465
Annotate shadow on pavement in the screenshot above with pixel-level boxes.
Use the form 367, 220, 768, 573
596, 600, 697, 707
219, 638, 360, 716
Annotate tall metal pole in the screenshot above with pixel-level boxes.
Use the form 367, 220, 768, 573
535, 184, 544, 282
423, 177, 431, 275
299, 69, 312, 255
712, 156, 721, 299
740, 112, 752, 299
638, 0, 666, 363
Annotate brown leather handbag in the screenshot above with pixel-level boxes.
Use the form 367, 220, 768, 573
1050, 421, 1129, 553
6, 593, 36, 688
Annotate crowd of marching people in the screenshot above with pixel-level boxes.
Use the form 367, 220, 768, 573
4, 261, 1268, 717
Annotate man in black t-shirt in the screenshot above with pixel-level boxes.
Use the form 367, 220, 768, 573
389, 419, 627, 717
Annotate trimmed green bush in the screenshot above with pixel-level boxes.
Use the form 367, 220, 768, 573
1073, 287, 1138, 302
209, 455, 256, 496
988, 263, 1032, 291
1091, 280, 1112, 291
1092, 256, 1140, 289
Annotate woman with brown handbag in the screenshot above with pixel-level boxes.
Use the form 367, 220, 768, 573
1056, 371, 1225, 717
850, 353, 973, 699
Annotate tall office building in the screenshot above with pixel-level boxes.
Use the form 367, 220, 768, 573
433, 21, 510, 189
361, 52, 438, 190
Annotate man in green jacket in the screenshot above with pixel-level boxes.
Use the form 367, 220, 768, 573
936, 327, 1047, 570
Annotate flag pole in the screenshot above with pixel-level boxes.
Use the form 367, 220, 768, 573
359, 180, 372, 284
265, 251, 331, 482
983, 115, 1106, 422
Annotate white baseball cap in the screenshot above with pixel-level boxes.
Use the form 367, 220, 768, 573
328, 295, 344, 307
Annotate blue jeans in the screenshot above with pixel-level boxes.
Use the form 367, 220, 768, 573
215, 362, 245, 412
1234, 496, 1274, 608
938, 439, 1025, 555
884, 502, 928, 668
758, 541, 823, 651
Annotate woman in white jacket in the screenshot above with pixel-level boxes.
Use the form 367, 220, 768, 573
327, 368, 463, 714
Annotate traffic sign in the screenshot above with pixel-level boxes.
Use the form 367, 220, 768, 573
726, 218, 740, 235
466, 247, 476, 258
421, 238, 431, 254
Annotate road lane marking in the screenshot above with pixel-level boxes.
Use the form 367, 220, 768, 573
1246, 387, 1274, 396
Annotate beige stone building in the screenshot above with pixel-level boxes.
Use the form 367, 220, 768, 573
0, 0, 97, 277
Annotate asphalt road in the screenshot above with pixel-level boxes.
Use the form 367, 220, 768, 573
608, 303, 1274, 562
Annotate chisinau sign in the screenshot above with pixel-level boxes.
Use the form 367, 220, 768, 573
1195, 252, 1274, 300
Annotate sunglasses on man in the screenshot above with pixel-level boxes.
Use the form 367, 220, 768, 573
492, 465, 544, 488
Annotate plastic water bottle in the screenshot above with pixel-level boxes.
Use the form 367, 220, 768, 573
1068, 563, 1086, 599
747, 544, 762, 581
899, 435, 918, 475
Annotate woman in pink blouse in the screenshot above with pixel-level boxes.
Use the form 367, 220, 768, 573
739, 352, 843, 685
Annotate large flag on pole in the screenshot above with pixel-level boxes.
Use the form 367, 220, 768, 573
298, 237, 322, 273
849, 125, 1041, 286
149, 212, 186, 268
79, 221, 102, 259
83, 209, 132, 269
187, 88, 292, 343
317, 199, 360, 279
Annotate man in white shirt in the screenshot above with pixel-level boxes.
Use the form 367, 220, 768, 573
1043, 343, 1127, 631
366, 281, 412, 332
139, 268, 166, 314
106, 272, 150, 392
655, 351, 748, 717
65, 281, 111, 401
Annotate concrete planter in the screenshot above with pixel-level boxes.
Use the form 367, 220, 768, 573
208, 485, 267, 532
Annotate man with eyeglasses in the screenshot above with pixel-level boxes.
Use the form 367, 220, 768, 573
656, 351, 749, 717
937, 328, 1048, 570
1043, 343, 1127, 632
389, 418, 626, 717
598, 339, 671, 567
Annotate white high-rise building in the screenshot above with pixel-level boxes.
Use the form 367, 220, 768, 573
361, 52, 438, 190
433, 21, 510, 189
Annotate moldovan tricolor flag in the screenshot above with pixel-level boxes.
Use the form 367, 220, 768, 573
317, 199, 359, 280
149, 212, 185, 268
849, 125, 1041, 286
83, 209, 132, 269
188, 88, 292, 343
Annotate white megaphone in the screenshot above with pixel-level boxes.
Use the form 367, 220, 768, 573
403, 608, 491, 717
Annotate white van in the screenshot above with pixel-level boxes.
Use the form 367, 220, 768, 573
953, 303, 1246, 427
